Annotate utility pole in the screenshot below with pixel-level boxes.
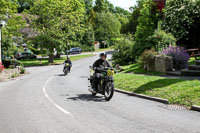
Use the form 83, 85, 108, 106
0, 23, 3, 62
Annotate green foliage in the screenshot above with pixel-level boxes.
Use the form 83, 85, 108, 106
94, 0, 109, 13
0, 0, 25, 57
94, 12, 121, 45
112, 35, 135, 66
15, 0, 34, 13
2, 59, 23, 68
147, 28, 176, 51
134, 0, 160, 57
123, 0, 144, 34
20, 65, 25, 74
81, 24, 95, 47
140, 48, 158, 67
80, 45, 94, 52
29, 0, 85, 63
0, 0, 18, 21
162, 0, 200, 39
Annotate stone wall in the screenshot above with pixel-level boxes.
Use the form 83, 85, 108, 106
0, 67, 20, 81
155, 55, 173, 73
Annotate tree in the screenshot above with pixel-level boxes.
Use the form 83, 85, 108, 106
123, 0, 144, 34
133, 0, 160, 57
162, 0, 200, 48
81, 23, 95, 47
30, 0, 85, 63
14, 0, 34, 13
84, 0, 93, 14
94, 0, 108, 13
0, 0, 25, 60
94, 12, 121, 47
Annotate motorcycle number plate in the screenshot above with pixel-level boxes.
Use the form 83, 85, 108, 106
107, 70, 114, 76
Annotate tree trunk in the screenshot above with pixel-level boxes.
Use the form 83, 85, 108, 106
48, 53, 54, 63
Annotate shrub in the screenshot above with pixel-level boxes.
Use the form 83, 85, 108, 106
2, 59, 23, 68
20, 66, 25, 74
140, 48, 158, 67
0, 62, 5, 72
160, 46, 190, 70
147, 29, 176, 51
112, 35, 135, 66
80, 45, 94, 52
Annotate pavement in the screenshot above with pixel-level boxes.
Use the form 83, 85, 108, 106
0, 54, 200, 133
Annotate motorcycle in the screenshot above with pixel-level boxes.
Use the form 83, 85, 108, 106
88, 66, 115, 101
63, 63, 70, 75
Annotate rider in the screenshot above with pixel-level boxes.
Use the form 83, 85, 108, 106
64, 57, 72, 73
91, 53, 113, 92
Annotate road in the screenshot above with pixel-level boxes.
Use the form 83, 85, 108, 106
0, 54, 200, 133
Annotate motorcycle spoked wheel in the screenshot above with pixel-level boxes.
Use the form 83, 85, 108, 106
64, 68, 69, 75
104, 82, 114, 101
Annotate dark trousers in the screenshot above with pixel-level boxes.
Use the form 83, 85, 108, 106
92, 73, 101, 89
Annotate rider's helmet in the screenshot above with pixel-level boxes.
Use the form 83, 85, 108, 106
100, 53, 107, 59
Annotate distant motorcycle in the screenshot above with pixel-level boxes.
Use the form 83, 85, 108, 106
63, 63, 70, 75
88, 66, 115, 101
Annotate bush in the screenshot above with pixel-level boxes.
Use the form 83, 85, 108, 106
20, 66, 25, 74
140, 48, 158, 67
0, 62, 5, 72
112, 35, 135, 66
160, 46, 190, 70
147, 29, 176, 51
80, 45, 94, 52
2, 59, 23, 68
133, 0, 160, 57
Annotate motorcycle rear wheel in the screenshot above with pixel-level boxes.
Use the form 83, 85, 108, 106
104, 82, 114, 101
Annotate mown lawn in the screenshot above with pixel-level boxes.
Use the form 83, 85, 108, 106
121, 63, 165, 75
19, 54, 95, 67
114, 73, 200, 107
95, 47, 113, 52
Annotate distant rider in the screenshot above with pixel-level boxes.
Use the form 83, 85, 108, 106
64, 57, 72, 73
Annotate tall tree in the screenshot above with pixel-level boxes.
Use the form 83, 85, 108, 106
30, 0, 85, 63
84, 0, 93, 14
133, 0, 160, 57
94, 0, 108, 13
94, 12, 121, 46
0, 0, 25, 60
162, 0, 200, 48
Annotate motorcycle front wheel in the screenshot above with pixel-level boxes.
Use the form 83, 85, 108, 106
64, 69, 68, 75
104, 82, 114, 101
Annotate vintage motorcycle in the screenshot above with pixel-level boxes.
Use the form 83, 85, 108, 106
63, 63, 70, 75
88, 66, 115, 101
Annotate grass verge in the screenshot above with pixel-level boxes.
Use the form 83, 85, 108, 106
19, 54, 94, 67
95, 47, 113, 52
114, 73, 200, 107
121, 63, 165, 75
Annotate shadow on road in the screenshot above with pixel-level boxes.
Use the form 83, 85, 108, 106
66, 94, 106, 102
55, 74, 66, 76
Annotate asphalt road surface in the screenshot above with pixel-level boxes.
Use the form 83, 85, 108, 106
0, 54, 200, 133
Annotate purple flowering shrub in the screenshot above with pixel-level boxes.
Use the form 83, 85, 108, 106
160, 46, 190, 70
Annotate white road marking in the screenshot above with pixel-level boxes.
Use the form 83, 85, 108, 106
43, 77, 74, 117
